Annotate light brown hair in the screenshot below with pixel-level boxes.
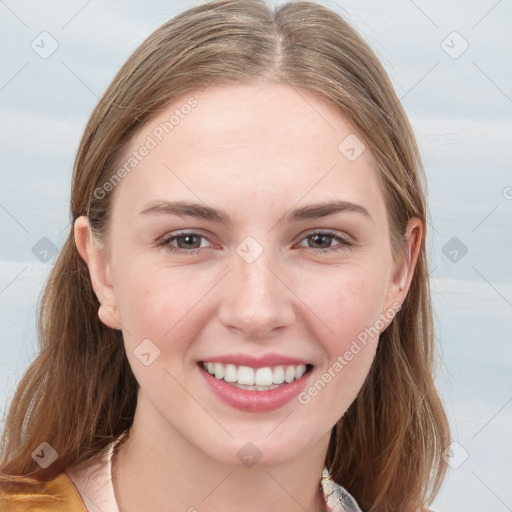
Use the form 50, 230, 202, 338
0, 1, 450, 510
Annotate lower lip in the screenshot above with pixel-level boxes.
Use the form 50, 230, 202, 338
198, 364, 312, 412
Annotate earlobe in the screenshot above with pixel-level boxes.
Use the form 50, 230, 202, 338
74, 216, 122, 330
98, 304, 122, 330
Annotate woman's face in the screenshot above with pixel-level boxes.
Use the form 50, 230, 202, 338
78, 83, 416, 467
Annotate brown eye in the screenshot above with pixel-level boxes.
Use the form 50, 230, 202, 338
158, 231, 211, 254
307, 233, 334, 249
173, 234, 202, 249
298, 231, 353, 253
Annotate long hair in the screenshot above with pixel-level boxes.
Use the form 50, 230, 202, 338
0, 1, 450, 510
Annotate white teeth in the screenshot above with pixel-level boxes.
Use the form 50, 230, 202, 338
255, 367, 273, 386
284, 365, 296, 383
201, 361, 310, 388
273, 365, 285, 384
295, 364, 306, 379
214, 362, 224, 379
237, 366, 255, 385
231, 382, 280, 391
224, 364, 237, 383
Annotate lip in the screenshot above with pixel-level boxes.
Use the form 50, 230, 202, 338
198, 361, 313, 413
198, 353, 310, 368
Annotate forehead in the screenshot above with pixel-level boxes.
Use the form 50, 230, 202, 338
110, 83, 386, 225
155, 82, 362, 151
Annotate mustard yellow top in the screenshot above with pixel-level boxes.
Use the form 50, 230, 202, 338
0, 472, 87, 511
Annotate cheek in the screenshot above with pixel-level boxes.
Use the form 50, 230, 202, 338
112, 260, 215, 377
302, 262, 389, 347
115, 268, 200, 400
296, 264, 387, 418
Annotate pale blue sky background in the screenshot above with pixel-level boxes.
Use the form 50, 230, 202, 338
1, 1, 511, 511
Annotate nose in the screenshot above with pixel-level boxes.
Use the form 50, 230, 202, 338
217, 243, 296, 339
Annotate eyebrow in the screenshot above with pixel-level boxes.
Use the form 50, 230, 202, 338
139, 199, 372, 224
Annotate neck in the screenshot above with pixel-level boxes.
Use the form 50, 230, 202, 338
112, 394, 330, 512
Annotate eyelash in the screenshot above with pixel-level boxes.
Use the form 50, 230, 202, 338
157, 230, 353, 255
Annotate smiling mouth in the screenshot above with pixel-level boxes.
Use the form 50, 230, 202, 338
199, 361, 314, 391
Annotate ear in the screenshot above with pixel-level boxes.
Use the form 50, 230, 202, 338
74, 216, 122, 330
380, 217, 423, 327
